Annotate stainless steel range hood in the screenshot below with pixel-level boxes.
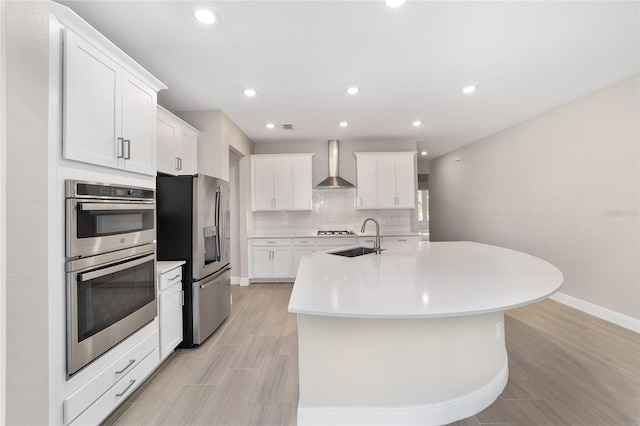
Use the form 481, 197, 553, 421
315, 140, 354, 189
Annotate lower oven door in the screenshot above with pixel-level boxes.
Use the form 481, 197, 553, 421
66, 245, 157, 376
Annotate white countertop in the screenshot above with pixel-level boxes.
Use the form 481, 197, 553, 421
157, 260, 186, 275
288, 241, 563, 319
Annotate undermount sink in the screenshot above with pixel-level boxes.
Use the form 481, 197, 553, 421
329, 246, 382, 258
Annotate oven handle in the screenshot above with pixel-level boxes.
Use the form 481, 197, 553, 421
78, 202, 155, 212
79, 254, 154, 282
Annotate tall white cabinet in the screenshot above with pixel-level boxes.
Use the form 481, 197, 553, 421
251, 154, 314, 211
157, 106, 199, 176
354, 152, 416, 209
62, 29, 165, 176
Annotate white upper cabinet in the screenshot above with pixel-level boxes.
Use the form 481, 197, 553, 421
63, 30, 121, 169
251, 154, 314, 211
354, 152, 416, 209
59, 15, 166, 176
291, 155, 313, 210
157, 106, 199, 176
121, 72, 157, 175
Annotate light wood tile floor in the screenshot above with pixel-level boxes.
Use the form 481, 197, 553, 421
103, 283, 640, 426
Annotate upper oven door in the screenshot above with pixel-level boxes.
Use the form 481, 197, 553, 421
66, 199, 156, 258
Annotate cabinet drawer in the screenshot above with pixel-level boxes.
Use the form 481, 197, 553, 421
69, 348, 160, 426
159, 266, 182, 291
64, 330, 159, 424
252, 238, 292, 247
358, 236, 377, 245
317, 237, 357, 247
382, 236, 421, 243
293, 238, 315, 247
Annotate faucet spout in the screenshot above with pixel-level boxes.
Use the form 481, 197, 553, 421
361, 218, 381, 254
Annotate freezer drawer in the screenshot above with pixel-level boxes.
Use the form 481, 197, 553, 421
192, 266, 231, 345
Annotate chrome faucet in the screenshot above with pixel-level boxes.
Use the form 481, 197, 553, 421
361, 218, 381, 254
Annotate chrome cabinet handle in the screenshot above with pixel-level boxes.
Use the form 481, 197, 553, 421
116, 379, 136, 397
124, 139, 131, 160
181, 290, 184, 306
117, 137, 125, 158
167, 273, 181, 282
175, 157, 180, 170
178, 157, 183, 170
115, 359, 135, 374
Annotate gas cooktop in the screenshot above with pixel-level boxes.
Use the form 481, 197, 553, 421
317, 230, 356, 236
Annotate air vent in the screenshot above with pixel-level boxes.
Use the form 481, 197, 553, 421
282, 124, 294, 130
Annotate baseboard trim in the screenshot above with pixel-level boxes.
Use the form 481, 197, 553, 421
297, 355, 508, 426
239, 277, 250, 287
550, 292, 640, 333
230, 276, 240, 285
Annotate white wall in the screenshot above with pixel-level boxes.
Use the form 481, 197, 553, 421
430, 75, 640, 321
0, 0, 6, 421
253, 189, 412, 234
5, 1, 50, 424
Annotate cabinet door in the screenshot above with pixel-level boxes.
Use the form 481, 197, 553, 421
251, 247, 273, 278
377, 156, 398, 208
159, 283, 183, 359
356, 156, 378, 209
291, 156, 312, 210
177, 129, 197, 175
394, 155, 416, 208
121, 71, 157, 175
272, 246, 293, 278
293, 246, 315, 276
157, 115, 177, 175
252, 158, 275, 211
272, 158, 292, 210
63, 29, 121, 169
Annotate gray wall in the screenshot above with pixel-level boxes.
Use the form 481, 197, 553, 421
254, 139, 417, 186
430, 74, 640, 319
5, 0, 51, 423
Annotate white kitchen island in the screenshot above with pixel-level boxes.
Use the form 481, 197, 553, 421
288, 241, 563, 426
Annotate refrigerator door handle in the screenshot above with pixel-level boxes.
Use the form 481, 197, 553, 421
215, 187, 222, 262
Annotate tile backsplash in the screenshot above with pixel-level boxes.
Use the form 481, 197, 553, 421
253, 188, 412, 233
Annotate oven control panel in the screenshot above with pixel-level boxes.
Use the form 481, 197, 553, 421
67, 180, 155, 200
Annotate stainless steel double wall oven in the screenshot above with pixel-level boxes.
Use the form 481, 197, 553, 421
65, 180, 157, 376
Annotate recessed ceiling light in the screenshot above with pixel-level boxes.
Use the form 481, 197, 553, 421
266, 123, 275, 129
462, 85, 478, 94
385, 0, 406, 8
194, 9, 216, 24
421, 151, 428, 156
412, 120, 423, 127
243, 88, 257, 97
339, 121, 349, 127
346, 87, 360, 95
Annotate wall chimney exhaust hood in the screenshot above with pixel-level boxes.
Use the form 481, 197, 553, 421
315, 140, 354, 189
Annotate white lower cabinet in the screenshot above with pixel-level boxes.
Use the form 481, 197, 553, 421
158, 263, 184, 360
64, 329, 159, 425
382, 235, 421, 243
293, 238, 316, 275
316, 237, 358, 252
251, 239, 293, 279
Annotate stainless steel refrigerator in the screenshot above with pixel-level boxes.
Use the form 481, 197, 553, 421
156, 174, 231, 347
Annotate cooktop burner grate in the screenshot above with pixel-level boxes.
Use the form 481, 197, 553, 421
317, 230, 356, 236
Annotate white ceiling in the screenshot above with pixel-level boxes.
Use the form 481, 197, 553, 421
57, 1, 639, 160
